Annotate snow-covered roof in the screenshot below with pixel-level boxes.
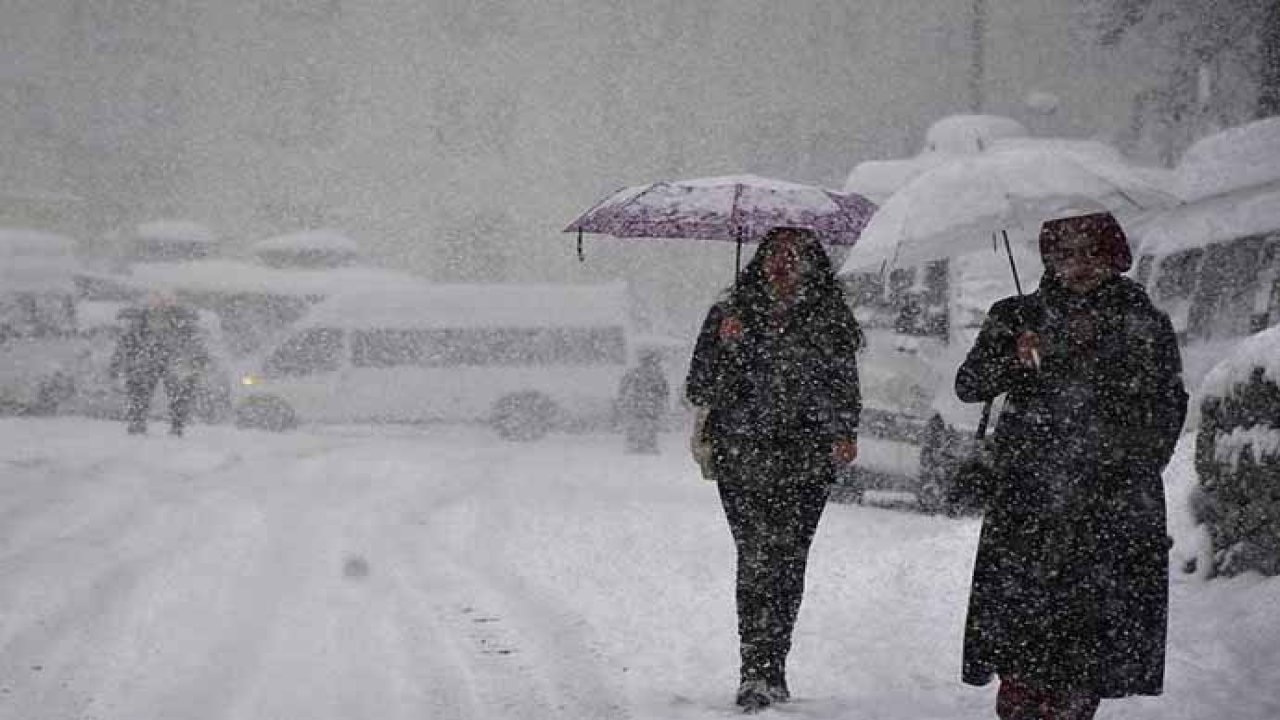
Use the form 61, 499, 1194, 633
135, 220, 217, 246
0, 228, 80, 293
843, 153, 958, 205
923, 114, 1029, 154
1177, 117, 1280, 202
1130, 181, 1280, 257
251, 229, 360, 255
1199, 323, 1280, 401
127, 260, 427, 297
299, 282, 630, 331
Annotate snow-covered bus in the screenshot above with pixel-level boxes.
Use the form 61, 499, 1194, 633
233, 282, 634, 439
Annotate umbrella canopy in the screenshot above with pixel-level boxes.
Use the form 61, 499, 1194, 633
839, 139, 1179, 275
565, 174, 877, 247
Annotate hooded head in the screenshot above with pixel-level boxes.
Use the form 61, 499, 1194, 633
1038, 211, 1132, 274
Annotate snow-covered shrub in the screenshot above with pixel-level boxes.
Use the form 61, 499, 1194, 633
1193, 325, 1280, 576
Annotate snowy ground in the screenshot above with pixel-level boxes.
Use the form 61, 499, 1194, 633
1, 418, 1278, 720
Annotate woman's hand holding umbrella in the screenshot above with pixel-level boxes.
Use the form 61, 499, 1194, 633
832, 437, 859, 465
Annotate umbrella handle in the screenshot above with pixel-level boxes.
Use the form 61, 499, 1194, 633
734, 233, 742, 285
577, 229, 584, 262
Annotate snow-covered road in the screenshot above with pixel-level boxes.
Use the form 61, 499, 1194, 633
1, 418, 1277, 720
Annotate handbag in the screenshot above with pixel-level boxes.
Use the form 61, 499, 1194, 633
942, 399, 1005, 513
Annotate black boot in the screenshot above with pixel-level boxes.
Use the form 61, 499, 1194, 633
735, 679, 771, 713
764, 664, 790, 703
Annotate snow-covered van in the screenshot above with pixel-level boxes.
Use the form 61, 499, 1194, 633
233, 282, 633, 439
838, 247, 1044, 510
0, 229, 85, 414
1130, 118, 1280, 392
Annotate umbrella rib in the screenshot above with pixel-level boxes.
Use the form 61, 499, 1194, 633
592, 181, 671, 236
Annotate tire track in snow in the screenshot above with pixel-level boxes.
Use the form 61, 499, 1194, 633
383, 442, 632, 720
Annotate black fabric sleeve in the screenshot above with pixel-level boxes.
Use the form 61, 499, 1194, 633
825, 299, 861, 439
1142, 311, 1189, 469
685, 302, 727, 408
955, 297, 1036, 403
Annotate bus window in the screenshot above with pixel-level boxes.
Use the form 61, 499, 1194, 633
265, 328, 343, 376
1187, 236, 1266, 341
413, 327, 628, 367
352, 329, 422, 368
1135, 255, 1155, 287
1256, 236, 1280, 331
1154, 249, 1203, 303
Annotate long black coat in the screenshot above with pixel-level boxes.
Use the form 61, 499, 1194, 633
686, 289, 861, 484
955, 275, 1187, 697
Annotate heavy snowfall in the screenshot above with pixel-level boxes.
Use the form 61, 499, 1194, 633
0, 419, 1276, 720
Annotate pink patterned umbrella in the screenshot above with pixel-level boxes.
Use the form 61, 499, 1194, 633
564, 175, 877, 261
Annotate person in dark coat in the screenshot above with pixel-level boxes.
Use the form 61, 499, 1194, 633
685, 226, 863, 712
617, 350, 670, 453
955, 211, 1188, 720
109, 293, 209, 436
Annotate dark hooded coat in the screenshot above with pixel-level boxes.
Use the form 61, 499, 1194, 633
110, 305, 208, 381
955, 273, 1187, 697
685, 275, 861, 483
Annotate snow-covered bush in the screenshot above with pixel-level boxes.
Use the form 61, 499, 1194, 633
1192, 324, 1280, 576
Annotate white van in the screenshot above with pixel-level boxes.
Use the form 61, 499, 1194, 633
0, 229, 85, 415
839, 248, 1044, 510
1130, 118, 1280, 390
233, 282, 633, 438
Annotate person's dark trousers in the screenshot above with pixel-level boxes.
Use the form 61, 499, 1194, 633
124, 373, 161, 433
718, 477, 829, 689
163, 373, 195, 435
997, 676, 1101, 720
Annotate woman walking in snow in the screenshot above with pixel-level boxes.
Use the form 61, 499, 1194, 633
685, 226, 863, 712
955, 211, 1188, 720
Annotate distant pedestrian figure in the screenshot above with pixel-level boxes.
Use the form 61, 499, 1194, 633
617, 350, 669, 453
686, 226, 862, 712
955, 211, 1188, 720
109, 293, 209, 436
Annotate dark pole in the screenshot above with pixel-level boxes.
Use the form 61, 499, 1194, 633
970, 0, 986, 113
1001, 229, 1023, 296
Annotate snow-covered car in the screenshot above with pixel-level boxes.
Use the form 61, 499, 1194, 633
73, 301, 234, 424
0, 229, 85, 415
1190, 323, 1280, 577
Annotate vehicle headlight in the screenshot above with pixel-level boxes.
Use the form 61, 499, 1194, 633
240, 375, 258, 386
